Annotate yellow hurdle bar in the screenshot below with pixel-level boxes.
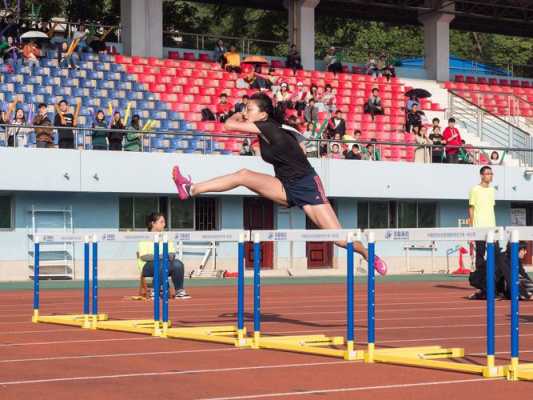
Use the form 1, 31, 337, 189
96, 319, 165, 335
164, 325, 252, 346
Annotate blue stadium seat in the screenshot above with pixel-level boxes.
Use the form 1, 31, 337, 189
110, 64, 123, 73
86, 71, 100, 80
43, 76, 58, 86
73, 88, 86, 97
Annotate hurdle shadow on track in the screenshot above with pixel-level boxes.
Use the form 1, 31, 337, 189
433, 284, 473, 291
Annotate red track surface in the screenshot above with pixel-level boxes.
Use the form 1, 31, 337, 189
1, 280, 533, 399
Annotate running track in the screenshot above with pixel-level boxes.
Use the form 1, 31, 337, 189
1, 280, 533, 399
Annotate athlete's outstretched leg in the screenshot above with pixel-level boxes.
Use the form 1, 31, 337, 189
303, 203, 387, 275
173, 166, 289, 207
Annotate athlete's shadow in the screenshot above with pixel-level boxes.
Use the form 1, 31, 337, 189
433, 284, 472, 291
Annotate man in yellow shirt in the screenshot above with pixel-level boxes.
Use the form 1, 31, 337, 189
223, 45, 241, 73
468, 166, 496, 300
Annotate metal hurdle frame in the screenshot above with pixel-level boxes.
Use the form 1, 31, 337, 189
506, 227, 533, 381
363, 227, 506, 378
249, 229, 364, 360
32, 234, 109, 328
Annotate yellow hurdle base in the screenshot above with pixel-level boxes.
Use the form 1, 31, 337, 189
96, 319, 165, 335
34, 314, 108, 328
506, 361, 533, 381
165, 325, 252, 347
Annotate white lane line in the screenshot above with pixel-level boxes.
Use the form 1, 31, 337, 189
196, 377, 500, 400
0, 360, 349, 386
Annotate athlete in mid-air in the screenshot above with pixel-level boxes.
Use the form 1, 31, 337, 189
172, 92, 387, 275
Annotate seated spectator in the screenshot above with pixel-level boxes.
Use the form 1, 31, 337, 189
108, 111, 125, 151
429, 124, 445, 163
364, 88, 384, 120
304, 98, 319, 123
306, 84, 319, 104
138, 213, 190, 299
292, 81, 308, 116
327, 110, 346, 138
442, 117, 462, 164
213, 39, 227, 65
458, 140, 474, 164
22, 40, 40, 68
223, 45, 241, 73
382, 63, 396, 82
322, 84, 337, 113
286, 44, 302, 71
324, 47, 343, 74
54, 99, 81, 149
91, 110, 108, 150
366, 55, 379, 78
490, 151, 501, 165
275, 82, 293, 115
58, 40, 79, 69
125, 114, 142, 152
73, 24, 89, 53
362, 139, 381, 161
406, 95, 420, 112
329, 142, 342, 159
414, 126, 430, 163
344, 129, 362, 151
345, 144, 362, 160
216, 93, 233, 122
235, 95, 249, 113
405, 104, 423, 133
376, 55, 386, 76
245, 70, 274, 91
33, 103, 53, 148
239, 138, 255, 156
303, 122, 319, 158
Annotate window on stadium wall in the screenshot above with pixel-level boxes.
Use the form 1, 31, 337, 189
119, 197, 218, 231
357, 201, 437, 229
0, 196, 13, 229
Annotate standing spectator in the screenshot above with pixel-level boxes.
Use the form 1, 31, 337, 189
304, 98, 319, 123
108, 111, 125, 151
468, 166, 497, 300
91, 110, 108, 150
55, 99, 81, 149
292, 82, 308, 116
345, 144, 362, 160
2, 36, 19, 69
322, 84, 337, 113
125, 114, 142, 152
213, 39, 227, 65
429, 124, 445, 163
58, 41, 79, 69
442, 117, 462, 164
286, 44, 302, 72
33, 103, 54, 148
6, 99, 31, 147
275, 83, 292, 116
303, 122, 319, 158
327, 110, 346, 138
72, 24, 89, 53
405, 104, 423, 133
324, 47, 343, 74
406, 95, 420, 112
234, 95, 249, 113
364, 88, 384, 121
306, 84, 319, 104
216, 93, 233, 122
223, 45, 241, 73
414, 126, 430, 163
239, 138, 255, 156
22, 40, 40, 68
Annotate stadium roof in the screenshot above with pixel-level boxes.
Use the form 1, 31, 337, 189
192, 0, 533, 38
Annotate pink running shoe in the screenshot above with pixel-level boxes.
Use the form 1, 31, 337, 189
374, 255, 388, 276
172, 166, 192, 200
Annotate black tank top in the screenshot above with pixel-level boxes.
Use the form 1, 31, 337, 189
254, 119, 315, 183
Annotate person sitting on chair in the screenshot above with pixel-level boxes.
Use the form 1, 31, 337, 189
137, 212, 191, 299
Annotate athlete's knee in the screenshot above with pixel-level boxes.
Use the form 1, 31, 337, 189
235, 168, 252, 181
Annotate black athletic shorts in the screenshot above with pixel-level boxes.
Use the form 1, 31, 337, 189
281, 173, 329, 209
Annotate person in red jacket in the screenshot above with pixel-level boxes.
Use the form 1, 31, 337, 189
442, 117, 462, 164
216, 93, 233, 123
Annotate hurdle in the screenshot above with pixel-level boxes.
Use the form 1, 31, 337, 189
249, 229, 364, 360
362, 227, 506, 378
32, 234, 109, 328
506, 227, 533, 381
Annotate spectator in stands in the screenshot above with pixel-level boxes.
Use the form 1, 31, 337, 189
490, 151, 501, 165
108, 111, 125, 151
138, 212, 190, 299
22, 40, 40, 68
303, 122, 319, 158
345, 144, 362, 160
405, 104, 423, 133
376, 55, 387, 76
406, 95, 420, 112
54, 99, 81, 149
362, 139, 381, 161
306, 84, 319, 104
458, 140, 474, 164
1, 36, 19, 69
414, 126, 431, 163
429, 124, 445, 163
58, 40, 79, 69
364, 88, 384, 121
91, 110, 108, 150
366, 55, 379, 78
382, 62, 396, 82
224, 45, 241, 73
327, 110, 346, 138
324, 47, 343, 74
329, 142, 342, 159
234, 95, 249, 113
125, 114, 142, 152
213, 39, 227, 65
275, 82, 293, 116
72, 24, 89, 53
216, 93, 233, 123
304, 98, 319, 123
239, 138, 255, 156
442, 117, 462, 164
292, 82, 308, 116
33, 103, 53, 148
322, 84, 337, 113
5, 99, 30, 147
286, 44, 302, 72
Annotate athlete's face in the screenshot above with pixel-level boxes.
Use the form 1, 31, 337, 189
244, 101, 267, 122
481, 169, 493, 185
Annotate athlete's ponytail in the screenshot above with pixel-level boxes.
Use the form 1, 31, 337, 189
250, 92, 284, 124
